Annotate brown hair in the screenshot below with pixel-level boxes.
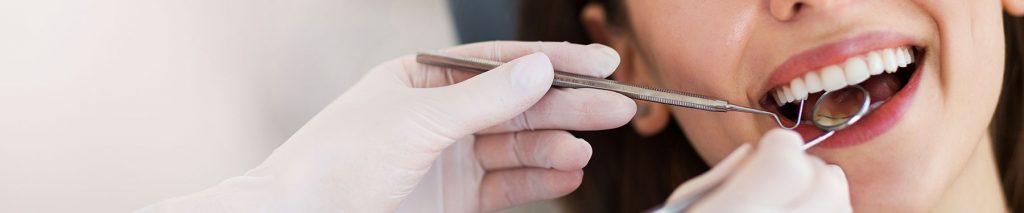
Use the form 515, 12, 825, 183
994, 12, 1024, 212
519, 1, 1024, 212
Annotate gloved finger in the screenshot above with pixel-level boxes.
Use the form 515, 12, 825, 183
665, 143, 752, 203
443, 41, 620, 78
789, 164, 852, 212
407, 53, 554, 143
478, 168, 584, 212
478, 88, 635, 134
403, 41, 619, 89
405, 41, 620, 90
474, 130, 592, 171
695, 129, 814, 209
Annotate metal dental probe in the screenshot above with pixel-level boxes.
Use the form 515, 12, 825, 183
415, 51, 803, 130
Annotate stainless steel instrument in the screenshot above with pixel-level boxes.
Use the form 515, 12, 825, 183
417, 51, 874, 213
415, 51, 802, 130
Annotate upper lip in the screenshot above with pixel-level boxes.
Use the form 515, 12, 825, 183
759, 32, 919, 104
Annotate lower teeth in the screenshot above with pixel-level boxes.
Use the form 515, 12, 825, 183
869, 100, 887, 110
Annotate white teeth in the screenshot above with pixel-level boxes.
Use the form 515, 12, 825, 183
909, 53, 916, 64
771, 46, 918, 105
866, 52, 885, 75
883, 49, 899, 73
820, 65, 847, 91
790, 78, 808, 100
905, 48, 915, 64
895, 48, 908, 68
870, 100, 886, 110
775, 89, 786, 106
804, 72, 823, 93
783, 86, 795, 103
843, 57, 870, 85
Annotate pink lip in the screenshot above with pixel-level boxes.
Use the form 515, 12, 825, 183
762, 32, 924, 149
762, 32, 918, 93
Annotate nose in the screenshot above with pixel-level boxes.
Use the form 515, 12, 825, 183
769, 0, 836, 21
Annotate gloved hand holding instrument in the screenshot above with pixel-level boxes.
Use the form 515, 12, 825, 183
141, 41, 636, 212
144, 39, 860, 212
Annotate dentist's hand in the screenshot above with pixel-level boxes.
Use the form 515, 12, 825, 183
139, 41, 635, 212
664, 129, 852, 212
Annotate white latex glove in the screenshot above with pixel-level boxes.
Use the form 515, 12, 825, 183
663, 129, 852, 212
138, 41, 635, 212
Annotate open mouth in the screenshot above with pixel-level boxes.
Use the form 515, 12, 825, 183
761, 46, 924, 126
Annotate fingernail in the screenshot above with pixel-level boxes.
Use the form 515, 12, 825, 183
578, 138, 594, 160
726, 143, 752, 159
759, 129, 804, 151
588, 43, 619, 58
828, 164, 847, 179
808, 156, 826, 166
588, 43, 621, 76
511, 53, 553, 90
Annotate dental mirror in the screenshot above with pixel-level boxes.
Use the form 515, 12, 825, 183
801, 85, 872, 150
651, 85, 872, 213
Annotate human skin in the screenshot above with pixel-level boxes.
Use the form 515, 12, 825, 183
583, 0, 1024, 211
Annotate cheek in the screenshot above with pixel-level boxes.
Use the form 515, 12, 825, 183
629, 2, 768, 165
925, 0, 1003, 148
922, 0, 1004, 110
629, 0, 759, 98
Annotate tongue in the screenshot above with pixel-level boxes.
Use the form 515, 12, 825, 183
798, 73, 904, 120
861, 73, 904, 102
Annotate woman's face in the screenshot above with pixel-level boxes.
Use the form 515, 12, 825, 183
609, 0, 1007, 211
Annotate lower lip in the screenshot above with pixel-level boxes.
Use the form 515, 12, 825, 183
793, 62, 924, 149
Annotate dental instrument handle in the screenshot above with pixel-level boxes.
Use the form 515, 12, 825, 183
418, 51, 738, 112
416, 52, 800, 129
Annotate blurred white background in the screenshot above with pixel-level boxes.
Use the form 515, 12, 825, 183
0, 0, 455, 211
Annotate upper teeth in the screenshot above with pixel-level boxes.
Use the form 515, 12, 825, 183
772, 46, 915, 106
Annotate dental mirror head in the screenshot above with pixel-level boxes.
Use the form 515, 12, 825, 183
812, 85, 871, 131
800, 85, 872, 150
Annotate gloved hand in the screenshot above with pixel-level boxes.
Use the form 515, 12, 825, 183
138, 41, 635, 212
663, 129, 852, 212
